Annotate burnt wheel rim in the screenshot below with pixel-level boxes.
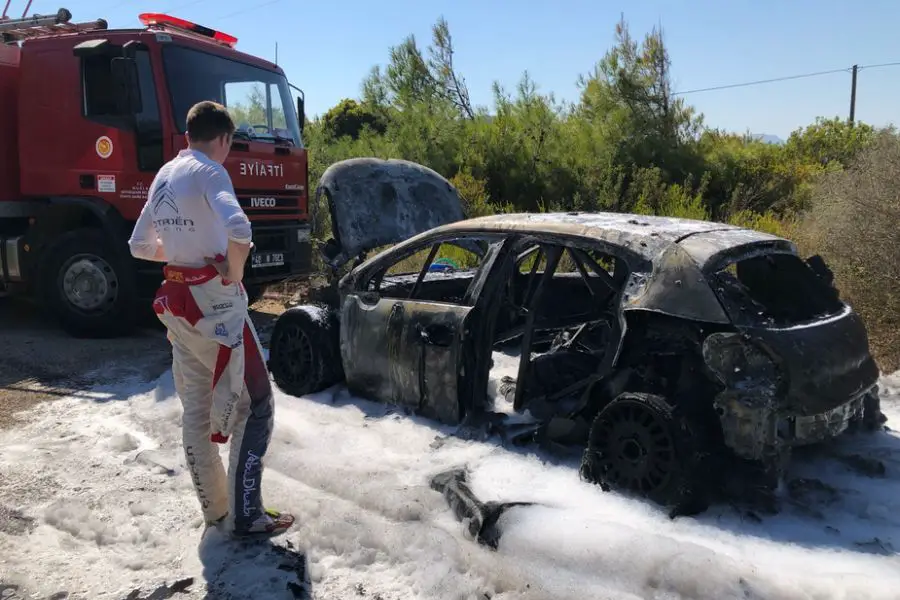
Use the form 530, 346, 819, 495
591, 400, 676, 495
274, 323, 316, 387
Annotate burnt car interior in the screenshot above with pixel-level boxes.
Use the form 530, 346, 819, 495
487, 239, 629, 422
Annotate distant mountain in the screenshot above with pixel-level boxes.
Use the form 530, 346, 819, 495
750, 133, 785, 145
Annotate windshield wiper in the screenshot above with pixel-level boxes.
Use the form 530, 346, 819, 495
232, 128, 294, 146
272, 133, 295, 147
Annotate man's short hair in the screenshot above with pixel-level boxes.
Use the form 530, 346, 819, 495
186, 101, 235, 143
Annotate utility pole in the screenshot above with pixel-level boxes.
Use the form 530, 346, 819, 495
849, 64, 858, 124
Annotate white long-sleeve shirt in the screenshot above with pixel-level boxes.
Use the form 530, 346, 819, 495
128, 149, 252, 267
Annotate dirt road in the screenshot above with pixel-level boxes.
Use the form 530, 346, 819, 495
0, 297, 285, 430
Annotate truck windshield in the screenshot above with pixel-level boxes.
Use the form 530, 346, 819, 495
161, 45, 302, 147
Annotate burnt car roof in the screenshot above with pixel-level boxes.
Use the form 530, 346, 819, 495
425, 212, 791, 267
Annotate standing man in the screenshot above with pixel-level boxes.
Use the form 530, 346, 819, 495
128, 100, 294, 539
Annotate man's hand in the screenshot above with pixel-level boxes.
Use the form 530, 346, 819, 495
205, 240, 253, 283
204, 256, 230, 280
225, 239, 253, 283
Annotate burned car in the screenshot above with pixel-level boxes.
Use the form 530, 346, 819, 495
267, 157, 884, 512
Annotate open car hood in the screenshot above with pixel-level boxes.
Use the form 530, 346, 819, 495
314, 158, 466, 268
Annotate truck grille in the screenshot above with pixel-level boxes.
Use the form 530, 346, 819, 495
237, 191, 304, 217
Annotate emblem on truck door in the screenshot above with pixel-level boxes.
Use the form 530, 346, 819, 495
95, 136, 113, 159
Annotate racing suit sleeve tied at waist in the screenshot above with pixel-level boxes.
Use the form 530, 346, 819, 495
152, 272, 275, 533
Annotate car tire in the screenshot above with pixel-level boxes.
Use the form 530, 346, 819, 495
37, 228, 137, 338
268, 304, 343, 397
579, 392, 708, 508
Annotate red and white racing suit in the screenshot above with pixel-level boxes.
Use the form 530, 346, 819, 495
127, 149, 275, 535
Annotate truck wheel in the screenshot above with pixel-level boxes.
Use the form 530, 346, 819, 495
38, 228, 137, 338
268, 305, 343, 397
579, 392, 707, 508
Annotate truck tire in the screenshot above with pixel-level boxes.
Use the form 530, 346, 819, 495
268, 305, 343, 397
38, 228, 137, 338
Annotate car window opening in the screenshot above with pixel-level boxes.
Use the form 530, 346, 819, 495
368, 236, 498, 306
486, 242, 628, 425
711, 253, 843, 328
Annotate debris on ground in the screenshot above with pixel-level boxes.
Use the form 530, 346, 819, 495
787, 478, 840, 505
0, 505, 34, 536
785, 477, 841, 520
121, 577, 194, 599
853, 537, 895, 555
429, 468, 534, 549
835, 453, 887, 477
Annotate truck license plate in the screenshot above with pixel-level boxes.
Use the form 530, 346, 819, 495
252, 252, 285, 268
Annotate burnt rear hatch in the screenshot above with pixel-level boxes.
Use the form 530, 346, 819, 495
701, 244, 879, 416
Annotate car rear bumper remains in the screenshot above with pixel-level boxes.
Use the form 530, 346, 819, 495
714, 385, 872, 461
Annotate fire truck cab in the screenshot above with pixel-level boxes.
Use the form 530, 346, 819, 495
0, 8, 311, 337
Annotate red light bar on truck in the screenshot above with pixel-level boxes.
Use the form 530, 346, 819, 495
138, 13, 237, 47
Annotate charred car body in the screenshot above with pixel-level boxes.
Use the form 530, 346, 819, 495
268, 158, 884, 512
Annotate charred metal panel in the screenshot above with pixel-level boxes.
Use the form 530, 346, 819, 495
429, 468, 533, 549
739, 307, 880, 416
415, 303, 470, 424
339, 293, 470, 424
315, 158, 466, 268
792, 395, 864, 444
703, 319, 877, 458
712, 385, 867, 460
676, 229, 791, 271
339, 294, 401, 405
452, 212, 741, 252
712, 388, 779, 461
625, 244, 730, 324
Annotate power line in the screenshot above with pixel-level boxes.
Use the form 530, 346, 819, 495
860, 61, 900, 71
673, 67, 851, 96
674, 61, 900, 96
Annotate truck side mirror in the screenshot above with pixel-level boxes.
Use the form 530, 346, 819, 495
110, 56, 143, 115
296, 95, 305, 135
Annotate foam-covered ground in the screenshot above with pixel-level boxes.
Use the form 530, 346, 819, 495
1, 360, 899, 599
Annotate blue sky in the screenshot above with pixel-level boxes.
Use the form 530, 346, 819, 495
35, 0, 900, 139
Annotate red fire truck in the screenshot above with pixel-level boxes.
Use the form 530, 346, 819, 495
0, 7, 311, 337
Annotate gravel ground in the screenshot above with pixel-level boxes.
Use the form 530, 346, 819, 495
0, 296, 286, 431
